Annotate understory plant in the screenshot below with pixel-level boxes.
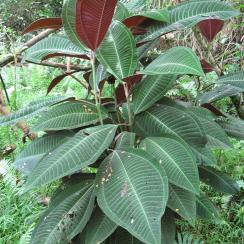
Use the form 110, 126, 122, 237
0, 0, 243, 243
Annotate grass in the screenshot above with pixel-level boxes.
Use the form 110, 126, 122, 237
0, 65, 244, 243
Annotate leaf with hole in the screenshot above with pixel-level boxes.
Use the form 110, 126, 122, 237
31, 179, 95, 243
14, 133, 73, 175
21, 124, 118, 192
96, 149, 168, 244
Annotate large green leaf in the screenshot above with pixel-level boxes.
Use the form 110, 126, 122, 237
80, 207, 117, 244
199, 84, 244, 105
215, 70, 244, 87
168, 185, 196, 223
188, 112, 232, 149
115, 131, 136, 149
32, 101, 108, 132
14, 133, 73, 175
199, 166, 240, 195
141, 47, 204, 76
139, 0, 239, 43
196, 193, 220, 223
62, 0, 87, 49
21, 124, 118, 193
133, 75, 176, 114
140, 137, 199, 194
217, 116, 244, 140
96, 149, 168, 244
24, 36, 88, 63
30, 179, 95, 243
191, 146, 217, 165
134, 104, 206, 147
161, 210, 176, 244
0, 96, 69, 127
97, 20, 138, 80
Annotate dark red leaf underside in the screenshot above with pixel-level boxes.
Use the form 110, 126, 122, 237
76, 0, 118, 51
200, 59, 214, 73
198, 19, 224, 42
123, 16, 147, 28
22, 18, 63, 34
47, 71, 79, 95
42, 53, 90, 61
116, 74, 143, 104
83, 71, 107, 93
201, 103, 226, 117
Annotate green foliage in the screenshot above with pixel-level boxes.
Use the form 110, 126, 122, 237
0, 0, 242, 243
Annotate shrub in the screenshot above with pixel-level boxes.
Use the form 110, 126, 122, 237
0, 0, 243, 243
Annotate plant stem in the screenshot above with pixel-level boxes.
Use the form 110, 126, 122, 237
90, 52, 103, 125
123, 82, 133, 131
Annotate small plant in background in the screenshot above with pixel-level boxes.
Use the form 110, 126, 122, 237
0, 0, 243, 243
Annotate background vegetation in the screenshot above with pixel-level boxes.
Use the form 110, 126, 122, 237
0, 0, 243, 243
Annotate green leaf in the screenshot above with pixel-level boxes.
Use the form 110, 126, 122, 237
14, 133, 73, 175
24, 36, 88, 63
62, 0, 87, 49
167, 184, 196, 223
140, 137, 199, 194
30, 179, 95, 243
97, 20, 138, 80
0, 96, 69, 127
191, 146, 217, 165
188, 113, 232, 149
134, 104, 206, 147
139, 0, 239, 43
32, 101, 108, 132
114, 2, 130, 21
161, 209, 176, 244
115, 132, 136, 150
21, 124, 118, 192
196, 193, 220, 223
80, 207, 117, 244
199, 166, 240, 195
217, 116, 244, 140
140, 9, 170, 22
215, 70, 244, 87
199, 84, 244, 105
133, 75, 176, 114
96, 149, 168, 244
141, 47, 204, 76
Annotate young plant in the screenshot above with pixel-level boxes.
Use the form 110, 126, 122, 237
0, 0, 242, 243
